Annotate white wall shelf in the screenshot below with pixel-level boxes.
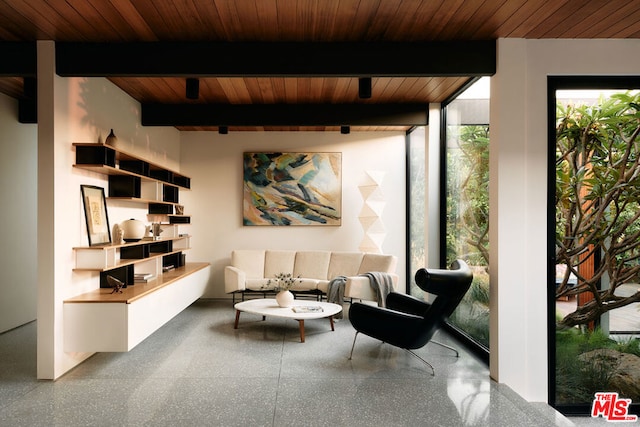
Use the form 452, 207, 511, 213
64, 263, 210, 352
73, 236, 191, 272
67, 142, 207, 353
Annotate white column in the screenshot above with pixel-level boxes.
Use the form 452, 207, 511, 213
489, 38, 548, 402
36, 40, 56, 379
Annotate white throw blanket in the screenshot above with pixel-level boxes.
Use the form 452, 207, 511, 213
360, 271, 395, 307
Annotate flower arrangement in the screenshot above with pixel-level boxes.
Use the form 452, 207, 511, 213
266, 272, 301, 292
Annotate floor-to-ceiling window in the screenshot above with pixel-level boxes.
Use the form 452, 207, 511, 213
549, 77, 640, 416
441, 77, 490, 352
407, 126, 426, 296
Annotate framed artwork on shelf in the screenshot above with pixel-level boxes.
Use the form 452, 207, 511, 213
243, 152, 342, 226
80, 184, 112, 246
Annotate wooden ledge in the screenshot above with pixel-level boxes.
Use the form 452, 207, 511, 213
65, 262, 210, 304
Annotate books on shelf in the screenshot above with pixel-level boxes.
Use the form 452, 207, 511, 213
134, 273, 155, 283
291, 306, 324, 313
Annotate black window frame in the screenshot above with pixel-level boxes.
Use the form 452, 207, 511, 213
547, 75, 640, 416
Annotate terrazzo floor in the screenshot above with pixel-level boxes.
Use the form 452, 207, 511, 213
0, 299, 619, 426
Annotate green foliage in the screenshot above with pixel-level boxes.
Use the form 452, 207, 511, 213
468, 274, 490, 305
449, 272, 490, 348
445, 122, 490, 347
449, 304, 489, 348
446, 125, 490, 267
555, 92, 640, 327
555, 327, 640, 403
616, 336, 640, 357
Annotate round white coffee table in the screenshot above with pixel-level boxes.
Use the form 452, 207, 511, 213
233, 298, 342, 342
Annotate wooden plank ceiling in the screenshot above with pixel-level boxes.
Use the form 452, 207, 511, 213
1, 0, 639, 132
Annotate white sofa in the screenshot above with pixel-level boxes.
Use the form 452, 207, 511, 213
224, 250, 399, 303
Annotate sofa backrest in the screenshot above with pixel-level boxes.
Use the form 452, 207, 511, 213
233, 249, 397, 281
231, 250, 266, 279
358, 253, 398, 274
294, 251, 331, 280
327, 252, 364, 279
264, 250, 296, 278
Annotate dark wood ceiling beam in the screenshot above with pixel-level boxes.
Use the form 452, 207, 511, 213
56, 41, 495, 77
141, 103, 428, 127
0, 42, 36, 76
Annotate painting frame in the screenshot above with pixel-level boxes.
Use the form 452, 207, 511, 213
243, 152, 342, 226
80, 184, 112, 246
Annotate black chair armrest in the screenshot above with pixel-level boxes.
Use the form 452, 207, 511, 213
386, 292, 430, 316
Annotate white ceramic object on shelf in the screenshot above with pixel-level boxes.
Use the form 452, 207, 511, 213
275, 290, 294, 308
121, 218, 146, 242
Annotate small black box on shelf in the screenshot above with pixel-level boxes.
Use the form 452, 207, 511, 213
149, 203, 174, 214
162, 252, 183, 270
119, 160, 149, 176
163, 185, 179, 203
149, 168, 173, 183
172, 175, 191, 189
169, 215, 191, 224
76, 146, 116, 167
100, 265, 134, 288
120, 245, 150, 259
109, 175, 141, 198
149, 240, 173, 253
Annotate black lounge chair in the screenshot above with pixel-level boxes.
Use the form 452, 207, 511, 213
348, 259, 473, 375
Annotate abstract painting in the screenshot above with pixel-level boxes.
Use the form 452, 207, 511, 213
243, 152, 342, 226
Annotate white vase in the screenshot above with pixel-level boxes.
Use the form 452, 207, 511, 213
121, 218, 146, 242
275, 290, 294, 308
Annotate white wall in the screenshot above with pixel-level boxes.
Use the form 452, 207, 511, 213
0, 93, 37, 333
180, 131, 407, 299
490, 38, 640, 402
34, 40, 407, 378
36, 41, 182, 379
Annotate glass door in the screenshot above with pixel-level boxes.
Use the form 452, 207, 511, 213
549, 77, 640, 416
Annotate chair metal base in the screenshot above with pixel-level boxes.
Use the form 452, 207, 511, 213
347, 332, 459, 376
405, 349, 435, 376
430, 339, 459, 357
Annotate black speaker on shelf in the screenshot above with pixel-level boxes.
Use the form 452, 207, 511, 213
76, 146, 116, 167
100, 265, 133, 288
172, 175, 191, 189
149, 168, 173, 183
120, 245, 150, 260
149, 203, 174, 214
169, 216, 191, 224
119, 160, 149, 176
109, 175, 141, 198
149, 241, 173, 253
163, 185, 179, 203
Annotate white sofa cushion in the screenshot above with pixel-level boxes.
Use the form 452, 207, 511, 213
328, 252, 364, 279
293, 251, 331, 280
245, 278, 272, 291
264, 250, 296, 278
290, 278, 320, 291
358, 253, 398, 274
316, 280, 330, 294
232, 250, 266, 279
